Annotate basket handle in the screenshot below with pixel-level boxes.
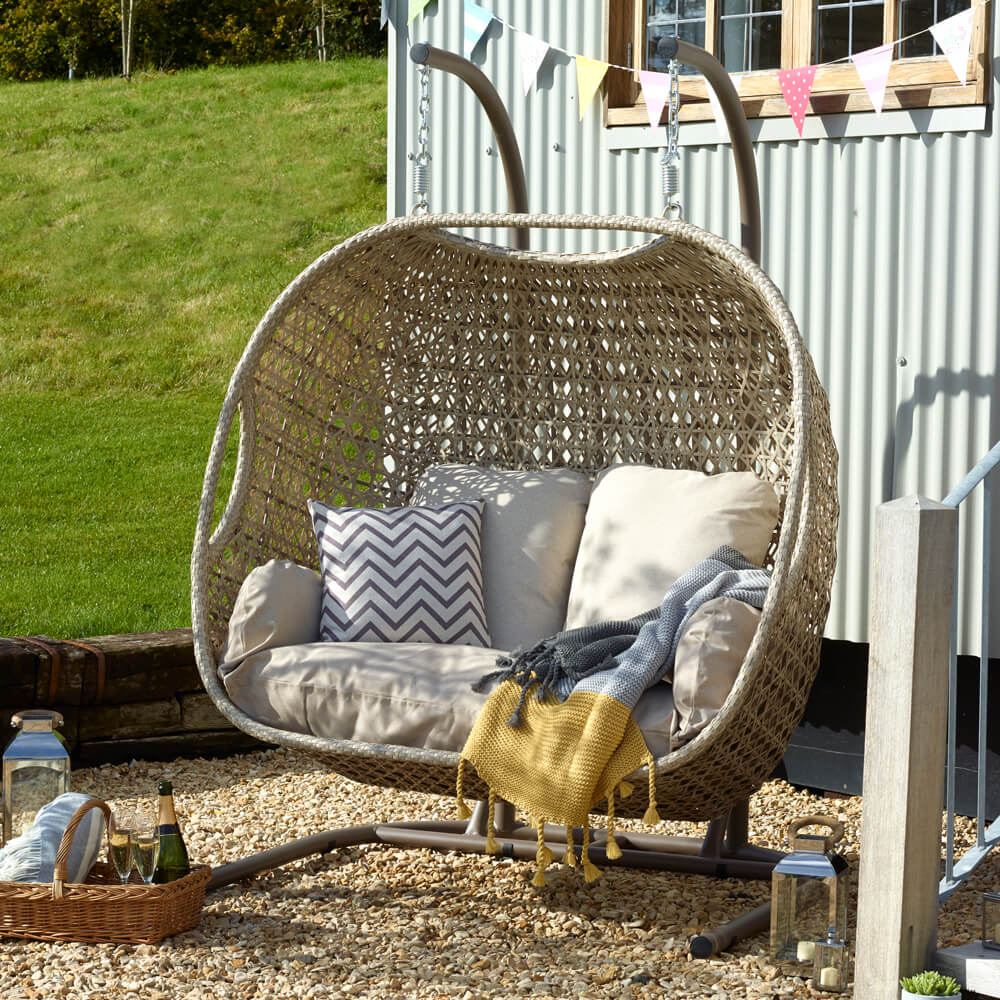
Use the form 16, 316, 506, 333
52, 798, 112, 900
786, 814, 845, 851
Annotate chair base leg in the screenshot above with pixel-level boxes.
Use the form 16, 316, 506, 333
207, 799, 778, 959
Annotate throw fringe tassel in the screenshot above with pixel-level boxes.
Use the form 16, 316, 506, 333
455, 758, 472, 820
618, 779, 634, 799
484, 789, 499, 855
605, 787, 622, 861
563, 826, 576, 867
643, 753, 661, 825
580, 821, 600, 882
532, 820, 550, 887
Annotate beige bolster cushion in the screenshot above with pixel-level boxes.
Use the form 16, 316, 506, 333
220, 559, 323, 674
669, 596, 762, 750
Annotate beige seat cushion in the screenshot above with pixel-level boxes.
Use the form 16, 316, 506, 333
222, 640, 677, 759
669, 596, 762, 750
411, 465, 591, 651
564, 465, 779, 628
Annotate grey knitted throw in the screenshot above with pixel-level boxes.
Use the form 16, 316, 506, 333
474, 545, 770, 726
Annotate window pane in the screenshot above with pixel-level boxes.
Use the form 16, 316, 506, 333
853, 1, 885, 51
679, 0, 706, 17
677, 19, 707, 47
648, 0, 677, 19
720, 17, 750, 70
816, 5, 850, 61
752, 14, 783, 67
901, 0, 970, 57
722, 0, 750, 14
756, 0, 782, 12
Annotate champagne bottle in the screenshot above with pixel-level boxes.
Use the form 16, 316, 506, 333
151, 780, 190, 883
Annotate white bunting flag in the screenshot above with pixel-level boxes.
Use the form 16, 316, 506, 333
519, 32, 549, 95
575, 56, 609, 121
464, 1, 494, 59
930, 7, 974, 86
851, 43, 894, 114
638, 70, 671, 131
704, 74, 744, 140
381, 0, 389, 28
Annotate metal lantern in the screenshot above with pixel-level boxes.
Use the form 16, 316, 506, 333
770, 815, 849, 967
812, 925, 849, 993
983, 892, 1000, 950
2, 710, 71, 844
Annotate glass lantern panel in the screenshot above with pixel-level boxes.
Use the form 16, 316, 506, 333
770, 872, 848, 964
813, 938, 849, 992
3, 759, 70, 842
984, 893, 1000, 950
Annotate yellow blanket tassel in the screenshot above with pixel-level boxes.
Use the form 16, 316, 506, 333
562, 826, 577, 867
605, 787, 622, 861
484, 789, 499, 854
618, 779, 634, 799
643, 752, 661, 825
580, 821, 601, 882
455, 757, 472, 820
532, 821, 549, 887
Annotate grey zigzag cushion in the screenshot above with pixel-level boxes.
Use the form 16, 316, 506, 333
308, 499, 491, 646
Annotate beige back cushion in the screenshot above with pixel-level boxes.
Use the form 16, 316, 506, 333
564, 466, 779, 628
411, 465, 591, 651
670, 596, 762, 750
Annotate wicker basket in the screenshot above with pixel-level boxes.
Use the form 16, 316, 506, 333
0, 798, 210, 944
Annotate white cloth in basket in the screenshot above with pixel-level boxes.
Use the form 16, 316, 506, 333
0, 793, 104, 884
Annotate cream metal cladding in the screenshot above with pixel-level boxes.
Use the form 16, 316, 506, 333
386, 0, 999, 654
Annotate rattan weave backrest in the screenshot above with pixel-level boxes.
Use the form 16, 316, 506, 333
192, 213, 838, 818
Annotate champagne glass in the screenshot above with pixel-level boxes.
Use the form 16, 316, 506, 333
130, 805, 160, 885
109, 807, 135, 884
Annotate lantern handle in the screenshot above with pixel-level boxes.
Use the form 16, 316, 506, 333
11, 709, 64, 729
786, 815, 845, 851
51, 798, 112, 899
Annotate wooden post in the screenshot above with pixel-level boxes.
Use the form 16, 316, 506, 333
854, 496, 958, 1000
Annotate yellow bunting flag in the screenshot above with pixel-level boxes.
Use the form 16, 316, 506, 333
575, 56, 609, 121
408, 0, 431, 23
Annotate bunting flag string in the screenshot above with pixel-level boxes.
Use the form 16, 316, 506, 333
930, 7, 975, 86
407, 0, 431, 24
395, 0, 987, 136
638, 71, 672, 131
463, 1, 494, 59
519, 32, 550, 96
777, 65, 817, 136
576, 56, 609, 121
851, 43, 894, 115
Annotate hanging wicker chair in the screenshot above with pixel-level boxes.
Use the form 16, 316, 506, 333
192, 210, 838, 858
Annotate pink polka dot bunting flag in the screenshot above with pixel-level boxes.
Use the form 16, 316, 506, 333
777, 65, 818, 137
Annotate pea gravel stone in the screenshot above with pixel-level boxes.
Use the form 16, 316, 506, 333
0, 747, 989, 999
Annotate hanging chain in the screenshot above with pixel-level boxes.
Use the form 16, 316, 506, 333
661, 58, 682, 220
409, 66, 431, 214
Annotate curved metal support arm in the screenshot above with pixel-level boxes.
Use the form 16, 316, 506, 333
410, 42, 529, 250
659, 38, 761, 263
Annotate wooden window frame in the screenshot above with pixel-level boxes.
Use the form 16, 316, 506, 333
606, 0, 990, 125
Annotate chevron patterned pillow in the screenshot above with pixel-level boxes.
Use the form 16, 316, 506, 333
308, 499, 491, 646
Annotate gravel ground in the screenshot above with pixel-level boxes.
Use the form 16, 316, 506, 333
0, 748, 992, 999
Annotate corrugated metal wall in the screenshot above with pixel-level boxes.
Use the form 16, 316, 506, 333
386, 1, 999, 653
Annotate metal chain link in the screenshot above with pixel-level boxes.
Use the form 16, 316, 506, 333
409, 66, 431, 214
661, 57, 682, 220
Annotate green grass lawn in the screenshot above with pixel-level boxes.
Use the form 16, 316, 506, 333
0, 58, 387, 637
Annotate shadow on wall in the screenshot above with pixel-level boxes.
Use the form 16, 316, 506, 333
885, 366, 998, 501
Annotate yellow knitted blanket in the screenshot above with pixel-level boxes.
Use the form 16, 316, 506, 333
457, 679, 659, 886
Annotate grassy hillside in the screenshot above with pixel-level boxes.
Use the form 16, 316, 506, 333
0, 59, 387, 636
